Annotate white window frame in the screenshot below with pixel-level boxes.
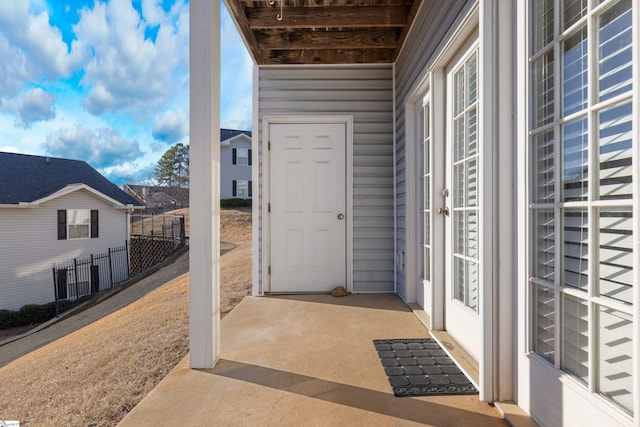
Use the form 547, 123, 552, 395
236, 148, 249, 165
67, 209, 91, 240
236, 179, 249, 198
525, 0, 638, 422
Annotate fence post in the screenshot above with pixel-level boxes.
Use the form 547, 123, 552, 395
53, 268, 59, 317
73, 258, 80, 305
90, 254, 95, 295
125, 240, 131, 277
180, 216, 186, 246
108, 248, 114, 288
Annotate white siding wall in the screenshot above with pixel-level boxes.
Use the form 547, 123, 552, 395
0, 190, 130, 310
220, 137, 253, 199
257, 65, 394, 293
394, 0, 473, 301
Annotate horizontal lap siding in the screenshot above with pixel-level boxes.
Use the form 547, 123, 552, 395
0, 191, 129, 310
394, 0, 473, 301
258, 65, 394, 293
220, 139, 252, 199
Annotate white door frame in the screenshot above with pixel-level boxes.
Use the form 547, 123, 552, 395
403, 1, 515, 402
261, 115, 354, 294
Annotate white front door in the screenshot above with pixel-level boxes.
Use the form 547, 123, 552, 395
269, 122, 347, 292
443, 43, 481, 360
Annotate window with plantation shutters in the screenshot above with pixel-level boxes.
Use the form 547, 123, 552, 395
528, 0, 635, 415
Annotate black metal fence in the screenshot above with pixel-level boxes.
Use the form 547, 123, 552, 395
52, 215, 185, 316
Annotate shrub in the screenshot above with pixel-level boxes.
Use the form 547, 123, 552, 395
0, 310, 19, 329
220, 198, 252, 208
0, 302, 57, 330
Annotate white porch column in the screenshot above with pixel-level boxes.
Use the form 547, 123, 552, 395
189, 0, 221, 369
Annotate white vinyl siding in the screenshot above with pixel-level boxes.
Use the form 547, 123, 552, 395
257, 65, 394, 293
0, 190, 129, 311
528, 0, 635, 418
220, 136, 253, 199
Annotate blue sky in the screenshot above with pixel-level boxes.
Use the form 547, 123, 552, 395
0, 0, 253, 184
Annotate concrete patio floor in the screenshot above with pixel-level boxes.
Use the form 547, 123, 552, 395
119, 294, 510, 426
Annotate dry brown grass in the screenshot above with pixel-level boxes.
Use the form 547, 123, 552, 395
0, 208, 251, 426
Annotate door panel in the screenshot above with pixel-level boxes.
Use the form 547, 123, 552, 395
444, 45, 481, 360
270, 122, 347, 292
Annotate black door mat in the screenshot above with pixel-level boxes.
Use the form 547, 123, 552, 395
374, 338, 478, 397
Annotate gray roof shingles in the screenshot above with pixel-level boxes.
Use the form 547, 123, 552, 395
0, 152, 142, 206
220, 128, 251, 141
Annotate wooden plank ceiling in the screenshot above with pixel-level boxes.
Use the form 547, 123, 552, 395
224, 0, 422, 65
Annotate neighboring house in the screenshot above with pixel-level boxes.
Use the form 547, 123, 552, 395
220, 129, 252, 199
123, 184, 189, 212
0, 152, 143, 311
190, 2, 639, 427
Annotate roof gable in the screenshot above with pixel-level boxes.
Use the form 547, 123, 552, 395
0, 152, 142, 207
221, 132, 252, 146
220, 128, 251, 143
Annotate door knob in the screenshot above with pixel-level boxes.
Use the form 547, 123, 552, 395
437, 207, 450, 216
337, 213, 345, 220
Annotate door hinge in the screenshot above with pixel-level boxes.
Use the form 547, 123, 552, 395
268, 203, 271, 213
268, 140, 271, 150
268, 265, 271, 275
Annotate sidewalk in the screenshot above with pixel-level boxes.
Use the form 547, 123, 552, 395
0, 248, 188, 368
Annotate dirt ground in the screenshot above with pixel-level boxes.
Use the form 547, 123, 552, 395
0, 208, 251, 426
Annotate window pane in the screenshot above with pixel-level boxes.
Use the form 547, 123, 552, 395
533, 284, 555, 363
454, 163, 464, 207
598, 209, 633, 305
563, 209, 588, 291
424, 207, 430, 246
533, 52, 555, 127
454, 69, 465, 115
237, 148, 249, 165
562, 0, 587, 30
533, 0, 554, 51
598, 101, 632, 200
454, 210, 465, 255
562, 117, 588, 202
533, 209, 555, 281
424, 175, 430, 210
68, 209, 90, 239
237, 180, 248, 197
466, 51, 478, 104
466, 211, 478, 259
562, 27, 588, 116
454, 115, 465, 162
562, 294, 589, 384
467, 107, 478, 156
598, 0, 632, 102
533, 131, 555, 203
467, 159, 478, 207
424, 246, 430, 282
598, 307, 633, 413
466, 260, 478, 311
454, 257, 465, 303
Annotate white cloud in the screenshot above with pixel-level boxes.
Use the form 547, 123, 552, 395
152, 109, 188, 143
43, 125, 142, 168
76, 0, 189, 117
0, 146, 20, 153
18, 88, 56, 128
100, 161, 156, 185
0, 37, 32, 99
0, 2, 88, 82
